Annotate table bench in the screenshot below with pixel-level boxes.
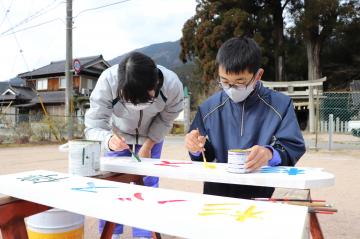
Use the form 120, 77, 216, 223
100, 157, 336, 239
0, 170, 308, 239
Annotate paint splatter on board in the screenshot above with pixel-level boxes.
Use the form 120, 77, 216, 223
199, 203, 263, 222
71, 182, 119, 193
154, 160, 193, 167
260, 167, 305, 175
118, 192, 187, 204
17, 174, 68, 184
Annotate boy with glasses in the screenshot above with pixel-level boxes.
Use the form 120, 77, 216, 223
184, 37, 305, 199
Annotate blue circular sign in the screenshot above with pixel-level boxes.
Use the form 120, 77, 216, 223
73, 59, 81, 74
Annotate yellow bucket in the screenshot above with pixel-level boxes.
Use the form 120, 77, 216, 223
26, 209, 84, 239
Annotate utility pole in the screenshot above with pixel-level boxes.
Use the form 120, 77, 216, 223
65, 0, 73, 140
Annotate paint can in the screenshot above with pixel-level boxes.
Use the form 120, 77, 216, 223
59, 139, 101, 176
227, 149, 250, 173
26, 209, 84, 239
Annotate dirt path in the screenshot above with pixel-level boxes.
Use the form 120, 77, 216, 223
0, 137, 359, 239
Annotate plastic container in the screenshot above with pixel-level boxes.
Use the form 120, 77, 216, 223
26, 209, 84, 239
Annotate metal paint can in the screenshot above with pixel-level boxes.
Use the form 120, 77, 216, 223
227, 149, 250, 174
59, 140, 102, 176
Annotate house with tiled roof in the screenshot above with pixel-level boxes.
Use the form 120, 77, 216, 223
0, 55, 110, 124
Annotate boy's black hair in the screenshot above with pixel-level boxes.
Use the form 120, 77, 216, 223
216, 37, 261, 74
117, 52, 159, 105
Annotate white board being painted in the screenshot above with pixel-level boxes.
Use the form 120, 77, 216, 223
0, 170, 308, 239
101, 157, 335, 189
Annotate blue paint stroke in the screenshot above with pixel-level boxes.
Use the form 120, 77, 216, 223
260, 167, 305, 175
71, 182, 118, 193
18, 174, 68, 184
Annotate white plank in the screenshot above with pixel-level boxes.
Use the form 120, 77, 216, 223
0, 170, 308, 239
101, 157, 335, 189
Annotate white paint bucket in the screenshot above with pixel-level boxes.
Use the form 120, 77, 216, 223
26, 209, 84, 239
59, 139, 101, 176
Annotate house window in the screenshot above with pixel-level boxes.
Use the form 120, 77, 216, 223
87, 79, 95, 90
60, 78, 66, 89
37, 79, 48, 90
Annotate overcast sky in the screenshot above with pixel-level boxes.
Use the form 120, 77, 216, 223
0, 0, 197, 81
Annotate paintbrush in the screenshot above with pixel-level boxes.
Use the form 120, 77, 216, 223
112, 123, 141, 162
308, 207, 338, 213
280, 202, 331, 207
252, 198, 326, 202
196, 128, 216, 169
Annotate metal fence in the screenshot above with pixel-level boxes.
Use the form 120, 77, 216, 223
0, 113, 85, 144
318, 91, 360, 136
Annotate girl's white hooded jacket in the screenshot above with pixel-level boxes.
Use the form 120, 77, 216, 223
84, 64, 184, 151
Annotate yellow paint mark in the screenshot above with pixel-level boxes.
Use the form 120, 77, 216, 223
204, 162, 217, 169
235, 205, 263, 222
202, 208, 232, 211
199, 212, 227, 216
204, 203, 241, 207
199, 204, 263, 222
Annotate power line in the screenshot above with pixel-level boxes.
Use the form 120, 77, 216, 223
0, 0, 64, 36
0, 18, 63, 37
73, 0, 132, 19
2, 5, 30, 74
0, 0, 15, 28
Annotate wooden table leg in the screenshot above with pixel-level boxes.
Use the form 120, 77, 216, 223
307, 190, 324, 239
1, 218, 28, 239
310, 212, 324, 239
272, 188, 325, 239
0, 197, 50, 239
100, 222, 117, 239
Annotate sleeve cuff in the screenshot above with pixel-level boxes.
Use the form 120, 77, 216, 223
265, 145, 281, 166
189, 151, 201, 157
103, 133, 113, 152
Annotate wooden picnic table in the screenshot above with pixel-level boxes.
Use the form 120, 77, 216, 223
0, 170, 308, 239
100, 157, 336, 239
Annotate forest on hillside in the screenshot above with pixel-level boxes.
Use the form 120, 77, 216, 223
177, 0, 360, 104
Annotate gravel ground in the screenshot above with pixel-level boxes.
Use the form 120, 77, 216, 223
0, 134, 359, 239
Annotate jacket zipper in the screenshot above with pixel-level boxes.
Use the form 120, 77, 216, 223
241, 100, 246, 136
135, 110, 143, 145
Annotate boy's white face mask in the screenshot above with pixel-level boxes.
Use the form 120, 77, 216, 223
224, 83, 255, 103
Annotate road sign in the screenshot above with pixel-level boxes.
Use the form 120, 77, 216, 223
73, 59, 81, 74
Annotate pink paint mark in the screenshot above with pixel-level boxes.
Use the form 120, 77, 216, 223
157, 200, 187, 204
134, 192, 144, 200
155, 161, 193, 167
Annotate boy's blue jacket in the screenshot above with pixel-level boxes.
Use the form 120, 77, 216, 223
190, 81, 305, 167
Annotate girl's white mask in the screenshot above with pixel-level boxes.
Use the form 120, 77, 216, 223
124, 103, 152, 111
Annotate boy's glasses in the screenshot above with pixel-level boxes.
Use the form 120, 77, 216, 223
218, 74, 255, 90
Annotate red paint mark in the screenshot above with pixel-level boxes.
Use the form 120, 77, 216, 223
134, 192, 144, 200
118, 192, 187, 205
157, 200, 187, 204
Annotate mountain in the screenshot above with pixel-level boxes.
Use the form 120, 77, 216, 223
108, 40, 184, 69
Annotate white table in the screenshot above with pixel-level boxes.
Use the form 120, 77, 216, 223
0, 170, 308, 239
100, 157, 335, 189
